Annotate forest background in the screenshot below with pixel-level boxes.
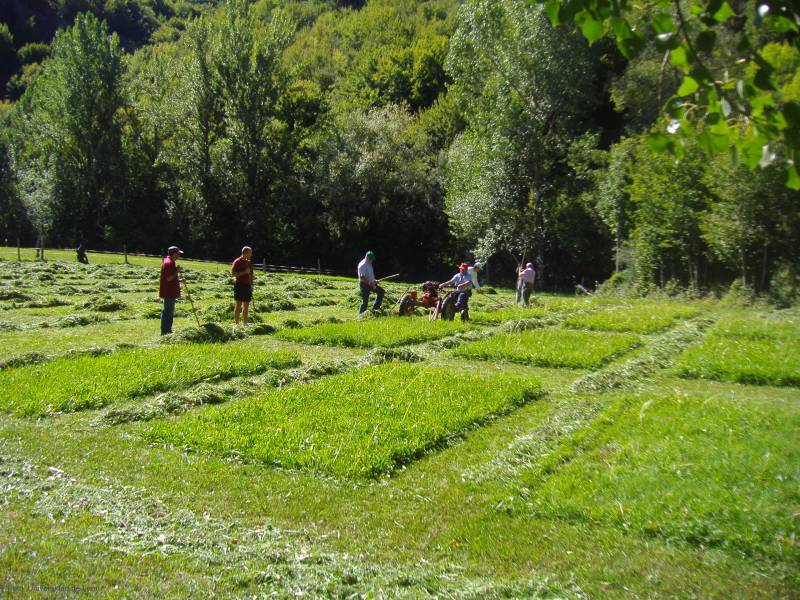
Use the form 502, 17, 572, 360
0, 0, 798, 296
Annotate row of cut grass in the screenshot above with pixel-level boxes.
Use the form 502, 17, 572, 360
452, 328, 639, 369
144, 363, 543, 479
0, 344, 300, 416
675, 334, 800, 387
564, 303, 701, 333
276, 316, 472, 348
527, 390, 800, 561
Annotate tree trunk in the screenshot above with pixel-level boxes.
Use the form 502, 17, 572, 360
760, 241, 769, 292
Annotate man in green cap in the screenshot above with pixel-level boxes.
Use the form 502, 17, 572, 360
357, 250, 384, 313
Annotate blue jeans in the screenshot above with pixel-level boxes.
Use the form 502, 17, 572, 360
359, 282, 385, 313
454, 289, 471, 317
161, 297, 176, 335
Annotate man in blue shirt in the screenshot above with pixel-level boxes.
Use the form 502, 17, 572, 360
439, 262, 473, 321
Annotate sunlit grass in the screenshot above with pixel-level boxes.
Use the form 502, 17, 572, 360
0, 344, 300, 416
144, 363, 543, 479
564, 303, 700, 333
675, 334, 800, 386
276, 316, 472, 348
528, 390, 800, 561
452, 328, 639, 368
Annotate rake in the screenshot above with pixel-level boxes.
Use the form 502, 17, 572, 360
180, 268, 202, 328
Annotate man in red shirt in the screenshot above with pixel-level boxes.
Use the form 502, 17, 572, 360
160, 246, 183, 335
231, 246, 254, 326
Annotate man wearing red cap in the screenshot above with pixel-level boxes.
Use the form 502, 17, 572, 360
439, 262, 474, 321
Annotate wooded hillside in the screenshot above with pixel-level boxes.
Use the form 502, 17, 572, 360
0, 0, 798, 297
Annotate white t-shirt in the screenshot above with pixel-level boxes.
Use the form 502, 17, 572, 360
467, 266, 481, 289
357, 258, 375, 285
520, 267, 536, 284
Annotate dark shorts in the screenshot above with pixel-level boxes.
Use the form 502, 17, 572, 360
234, 282, 253, 302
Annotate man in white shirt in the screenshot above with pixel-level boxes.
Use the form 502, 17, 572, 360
467, 261, 483, 290
357, 250, 385, 313
516, 262, 536, 306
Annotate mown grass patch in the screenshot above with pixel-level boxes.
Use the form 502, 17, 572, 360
276, 317, 471, 348
675, 334, 800, 386
564, 303, 700, 333
527, 391, 800, 561
0, 345, 300, 416
452, 328, 639, 369
144, 363, 543, 479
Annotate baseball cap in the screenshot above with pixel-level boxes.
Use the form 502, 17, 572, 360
474, 261, 484, 270
366, 251, 375, 259
459, 262, 469, 269
167, 246, 184, 255
526, 262, 533, 268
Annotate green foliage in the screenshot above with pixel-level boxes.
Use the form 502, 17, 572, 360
144, 363, 543, 478
539, 0, 800, 188
453, 327, 639, 368
564, 303, 700, 334
0, 344, 300, 416
277, 316, 471, 348
18, 12, 126, 246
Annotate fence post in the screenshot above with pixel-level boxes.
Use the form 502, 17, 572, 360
124, 244, 129, 264
16, 237, 20, 261
317, 258, 321, 274
262, 258, 266, 273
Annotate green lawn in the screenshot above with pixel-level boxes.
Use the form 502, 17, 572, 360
0, 255, 797, 597
0, 344, 300, 416
675, 334, 800, 386
453, 327, 640, 368
145, 363, 543, 479
528, 388, 800, 561
564, 303, 701, 333
276, 316, 472, 348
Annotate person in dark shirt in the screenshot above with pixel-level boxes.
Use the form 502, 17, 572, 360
76, 243, 89, 264
231, 246, 254, 326
159, 246, 183, 335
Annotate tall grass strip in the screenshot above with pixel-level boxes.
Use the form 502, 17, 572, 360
453, 328, 639, 369
97, 361, 354, 425
145, 363, 543, 479
276, 317, 472, 348
564, 303, 701, 333
675, 334, 800, 387
710, 313, 800, 340
0, 345, 300, 416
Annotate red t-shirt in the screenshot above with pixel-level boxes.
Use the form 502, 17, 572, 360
231, 257, 253, 285
159, 256, 180, 298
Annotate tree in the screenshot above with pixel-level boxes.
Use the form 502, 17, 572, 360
538, 0, 800, 188
20, 12, 126, 246
213, 0, 293, 251
444, 0, 604, 283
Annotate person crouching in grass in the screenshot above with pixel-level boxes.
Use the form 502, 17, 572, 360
231, 246, 254, 326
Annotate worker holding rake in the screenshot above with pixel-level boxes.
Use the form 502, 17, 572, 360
159, 245, 183, 335
231, 246, 254, 326
357, 250, 385, 314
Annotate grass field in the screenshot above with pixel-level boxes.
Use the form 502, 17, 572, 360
0, 252, 797, 598
452, 327, 640, 368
